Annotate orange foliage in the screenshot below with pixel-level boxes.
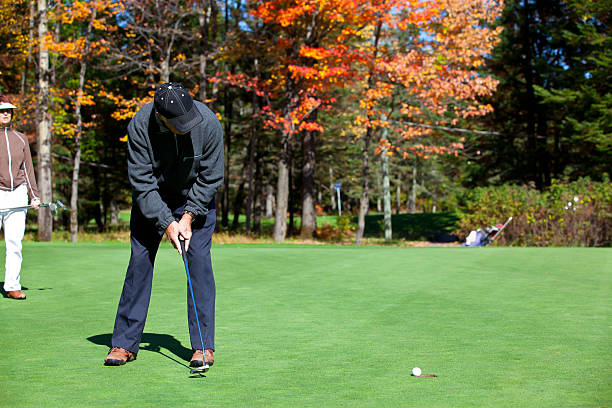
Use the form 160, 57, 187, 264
248, 0, 390, 137
353, 0, 504, 159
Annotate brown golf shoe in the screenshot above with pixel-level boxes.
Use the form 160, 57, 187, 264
190, 349, 214, 367
6, 290, 26, 299
104, 347, 136, 366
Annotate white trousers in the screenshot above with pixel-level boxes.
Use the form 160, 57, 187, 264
1, 185, 28, 292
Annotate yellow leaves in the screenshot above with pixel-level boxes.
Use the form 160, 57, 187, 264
92, 20, 107, 32
299, 46, 333, 60
77, 94, 96, 107
101, 91, 152, 122
51, 38, 87, 59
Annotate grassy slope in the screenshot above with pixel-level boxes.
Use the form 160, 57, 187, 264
0, 243, 610, 407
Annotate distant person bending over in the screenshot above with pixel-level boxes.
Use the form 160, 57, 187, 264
105, 83, 224, 370
0, 95, 40, 300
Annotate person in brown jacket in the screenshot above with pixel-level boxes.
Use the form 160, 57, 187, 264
0, 95, 40, 300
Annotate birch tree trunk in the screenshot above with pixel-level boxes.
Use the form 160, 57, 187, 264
37, 0, 53, 241
380, 114, 392, 243
356, 21, 382, 244
70, 7, 96, 242
265, 185, 274, 219
408, 158, 417, 213
273, 148, 290, 242
396, 183, 401, 214
273, 85, 297, 242
245, 59, 259, 234
355, 127, 372, 244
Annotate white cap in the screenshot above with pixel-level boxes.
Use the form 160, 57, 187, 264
0, 102, 17, 110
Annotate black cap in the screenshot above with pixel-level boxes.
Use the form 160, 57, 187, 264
154, 82, 203, 133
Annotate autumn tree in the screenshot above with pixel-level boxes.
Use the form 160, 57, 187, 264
250, 0, 380, 242
353, 0, 503, 242
49, 0, 115, 241
98, 0, 206, 123
0, 0, 32, 93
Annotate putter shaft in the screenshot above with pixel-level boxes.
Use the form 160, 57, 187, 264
180, 240, 208, 375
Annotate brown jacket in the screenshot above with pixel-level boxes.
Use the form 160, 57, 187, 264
0, 126, 39, 200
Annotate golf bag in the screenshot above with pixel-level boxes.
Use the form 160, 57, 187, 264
462, 217, 512, 247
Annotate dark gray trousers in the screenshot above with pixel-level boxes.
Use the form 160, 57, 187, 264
111, 205, 216, 355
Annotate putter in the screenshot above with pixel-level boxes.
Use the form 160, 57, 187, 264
0, 200, 66, 216
179, 240, 210, 374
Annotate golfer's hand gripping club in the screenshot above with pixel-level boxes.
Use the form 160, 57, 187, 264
180, 239, 188, 262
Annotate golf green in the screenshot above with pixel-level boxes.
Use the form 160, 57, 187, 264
1, 243, 610, 407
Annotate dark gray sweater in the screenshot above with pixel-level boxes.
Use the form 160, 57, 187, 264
127, 101, 224, 231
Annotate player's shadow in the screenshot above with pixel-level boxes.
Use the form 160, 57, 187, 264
0, 283, 51, 298
87, 333, 193, 368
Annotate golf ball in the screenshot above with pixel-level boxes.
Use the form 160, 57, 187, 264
411, 367, 422, 377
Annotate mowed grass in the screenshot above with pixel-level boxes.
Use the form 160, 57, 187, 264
0, 243, 610, 407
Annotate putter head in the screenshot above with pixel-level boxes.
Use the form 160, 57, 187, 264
190, 363, 210, 374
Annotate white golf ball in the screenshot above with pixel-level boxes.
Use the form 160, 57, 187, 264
412, 367, 422, 377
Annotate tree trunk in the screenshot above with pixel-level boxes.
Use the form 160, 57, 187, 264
356, 20, 382, 244
395, 183, 401, 214
221, 85, 232, 228
199, 53, 208, 101
245, 115, 256, 234
197, 0, 215, 101
521, 1, 538, 187
69, 7, 96, 242
69, 117, 82, 242
273, 88, 296, 242
246, 61, 259, 234
356, 127, 372, 244
265, 184, 274, 219
36, 0, 52, 241
231, 180, 244, 231
409, 158, 417, 213
160, 58, 170, 83
288, 158, 295, 236
300, 115, 317, 239
273, 153, 289, 242
110, 200, 120, 225
381, 114, 392, 243
253, 149, 263, 234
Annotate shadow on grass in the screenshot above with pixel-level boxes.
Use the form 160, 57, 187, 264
87, 333, 193, 369
0, 282, 51, 298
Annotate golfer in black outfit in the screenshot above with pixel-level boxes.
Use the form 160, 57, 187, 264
105, 83, 224, 369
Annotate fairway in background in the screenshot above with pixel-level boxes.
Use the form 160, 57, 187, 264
0, 243, 610, 407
